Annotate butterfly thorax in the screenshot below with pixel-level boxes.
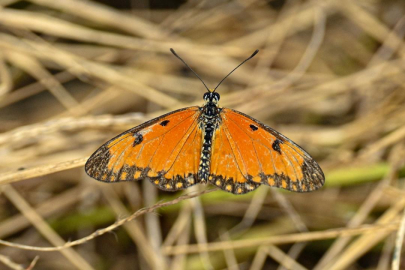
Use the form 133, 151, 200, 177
198, 93, 221, 183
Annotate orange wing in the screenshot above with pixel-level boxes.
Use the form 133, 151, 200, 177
85, 107, 203, 191
209, 108, 324, 194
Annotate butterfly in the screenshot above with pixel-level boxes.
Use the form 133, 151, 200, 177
85, 49, 325, 194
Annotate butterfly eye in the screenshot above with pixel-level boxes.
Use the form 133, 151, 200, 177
203, 92, 210, 101
213, 92, 220, 101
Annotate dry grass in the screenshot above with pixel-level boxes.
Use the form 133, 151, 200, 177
0, 0, 405, 269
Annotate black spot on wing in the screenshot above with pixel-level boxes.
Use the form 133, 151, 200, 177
160, 120, 170, 126
133, 133, 143, 146
249, 124, 258, 131
272, 139, 283, 154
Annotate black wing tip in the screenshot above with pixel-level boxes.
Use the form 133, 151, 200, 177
301, 159, 325, 192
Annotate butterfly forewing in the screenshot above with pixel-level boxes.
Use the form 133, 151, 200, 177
209, 108, 324, 194
85, 107, 202, 191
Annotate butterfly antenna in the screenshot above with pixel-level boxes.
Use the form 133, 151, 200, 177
214, 49, 259, 92
170, 48, 210, 92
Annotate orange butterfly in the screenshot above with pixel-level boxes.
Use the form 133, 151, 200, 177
85, 49, 325, 194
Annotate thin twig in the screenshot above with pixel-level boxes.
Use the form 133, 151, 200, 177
0, 189, 216, 252
219, 230, 240, 270
0, 52, 12, 97
0, 157, 87, 186
191, 186, 214, 270
392, 205, 405, 270
0, 254, 25, 270
266, 245, 308, 270
101, 186, 163, 270
162, 222, 400, 255
26, 256, 39, 270
1, 185, 94, 270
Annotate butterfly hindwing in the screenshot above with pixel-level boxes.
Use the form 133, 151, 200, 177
209, 108, 324, 194
85, 107, 202, 191
209, 121, 261, 194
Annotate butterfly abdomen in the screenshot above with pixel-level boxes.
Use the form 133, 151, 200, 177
198, 106, 220, 183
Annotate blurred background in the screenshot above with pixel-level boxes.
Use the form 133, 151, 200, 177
0, 0, 405, 269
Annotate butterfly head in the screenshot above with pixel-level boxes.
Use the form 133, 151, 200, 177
203, 90, 220, 105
